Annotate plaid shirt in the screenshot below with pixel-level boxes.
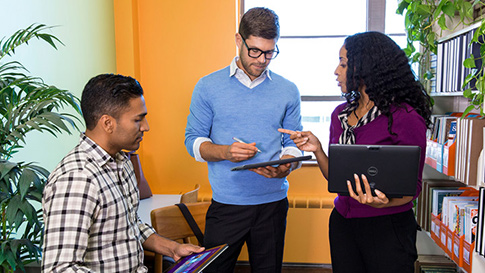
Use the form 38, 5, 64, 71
42, 134, 155, 272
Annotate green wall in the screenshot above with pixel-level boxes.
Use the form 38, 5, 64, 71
0, 0, 117, 170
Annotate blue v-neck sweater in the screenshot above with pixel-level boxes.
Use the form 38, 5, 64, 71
185, 66, 302, 205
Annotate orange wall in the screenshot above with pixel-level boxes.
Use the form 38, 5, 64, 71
114, 0, 235, 195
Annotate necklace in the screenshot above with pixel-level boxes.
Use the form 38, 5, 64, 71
353, 111, 359, 120
354, 100, 375, 120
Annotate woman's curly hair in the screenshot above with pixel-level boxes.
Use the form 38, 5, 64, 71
344, 31, 433, 133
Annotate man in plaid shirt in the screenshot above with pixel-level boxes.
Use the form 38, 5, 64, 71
42, 74, 203, 272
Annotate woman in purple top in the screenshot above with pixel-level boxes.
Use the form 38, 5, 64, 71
280, 32, 432, 273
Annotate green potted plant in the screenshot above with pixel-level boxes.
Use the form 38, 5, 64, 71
397, 0, 485, 116
0, 24, 81, 272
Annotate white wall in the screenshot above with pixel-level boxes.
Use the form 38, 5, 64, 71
0, 0, 116, 170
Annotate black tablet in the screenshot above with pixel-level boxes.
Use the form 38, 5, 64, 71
231, 155, 312, 171
164, 244, 228, 273
328, 144, 421, 198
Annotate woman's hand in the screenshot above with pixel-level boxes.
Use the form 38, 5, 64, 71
347, 174, 389, 208
278, 128, 321, 152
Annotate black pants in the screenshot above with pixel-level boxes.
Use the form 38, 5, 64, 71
329, 208, 418, 273
203, 198, 288, 273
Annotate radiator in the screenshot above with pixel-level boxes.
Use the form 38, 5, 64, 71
199, 194, 334, 209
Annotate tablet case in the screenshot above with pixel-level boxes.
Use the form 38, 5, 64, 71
328, 144, 421, 198
231, 155, 312, 171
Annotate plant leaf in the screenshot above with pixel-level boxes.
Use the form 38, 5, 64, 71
18, 168, 36, 200
464, 55, 476, 68
442, 2, 456, 17
0, 161, 18, 180
463, 104, 476, 117
438, 15, 448, 30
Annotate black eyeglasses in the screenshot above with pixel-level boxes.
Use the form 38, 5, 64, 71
240, 35, 279, 60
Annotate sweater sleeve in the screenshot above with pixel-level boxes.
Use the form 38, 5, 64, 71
281, 83, 303, 149
184, 79, 214, 158
392, 107, 427, 199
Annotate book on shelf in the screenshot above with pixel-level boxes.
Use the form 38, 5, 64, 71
448, 120, 457, 140
462, 30, 472, 90
466, 118, 485, 185
423, 186, 479, 269
455, 117, 485, 186
424, 185, 477, 227
414, 254, 457, 273
464, 204, 479, 244
436, 42, 443, 93
430, 52, 437, 93
443, 197, 478, 234
441, 196, 478, 227
441, 40, 449, 92
432, 26, 483, 94
419, 180, 466, 231
481, 127, 485, 186
450, 37, 457, 92
428, 113, 463, 144
426, 112, 485, 182
417, 265, 457, 273
438, 116, 457, 144
470, 29, 484, 91
431, 189, 465, 215
477, 187, 485, 255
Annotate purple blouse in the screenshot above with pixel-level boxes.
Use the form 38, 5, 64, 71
330, 102, 427, 218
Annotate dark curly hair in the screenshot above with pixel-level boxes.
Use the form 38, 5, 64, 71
344, 32, 433, 133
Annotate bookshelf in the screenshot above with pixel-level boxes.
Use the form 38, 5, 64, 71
424, 111, 485, 273
432, 22, 482, 95
423, 21, 485, 272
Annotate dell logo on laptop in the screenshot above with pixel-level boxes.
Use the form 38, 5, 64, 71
367, 166, 378, 176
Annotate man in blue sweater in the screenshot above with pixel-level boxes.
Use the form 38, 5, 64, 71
184, 7, 302, 272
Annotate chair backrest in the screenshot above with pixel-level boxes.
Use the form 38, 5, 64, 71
150, 201, 210, 243
180, 184, 200, 203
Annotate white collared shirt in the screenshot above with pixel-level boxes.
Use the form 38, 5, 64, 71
229, 56, 272, 89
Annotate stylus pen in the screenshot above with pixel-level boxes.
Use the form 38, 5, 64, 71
232, 137, 262, 153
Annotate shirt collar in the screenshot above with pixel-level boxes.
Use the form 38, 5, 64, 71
79, 133, 128, 167
229, 56, 272, 81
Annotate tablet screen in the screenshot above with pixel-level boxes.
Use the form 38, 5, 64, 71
164, 244, 228, 273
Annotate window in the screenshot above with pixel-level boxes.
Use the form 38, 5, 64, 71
243, 0, 409, 155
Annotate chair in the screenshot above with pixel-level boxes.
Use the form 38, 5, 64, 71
180, 184, 200, 203
150, 201, 211, 273
144, 184, 201, 272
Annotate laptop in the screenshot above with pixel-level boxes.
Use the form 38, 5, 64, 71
328, 144, 421, 198
164, 244, 228, 273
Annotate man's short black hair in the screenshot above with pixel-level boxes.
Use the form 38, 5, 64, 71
81, 74, 144, 130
